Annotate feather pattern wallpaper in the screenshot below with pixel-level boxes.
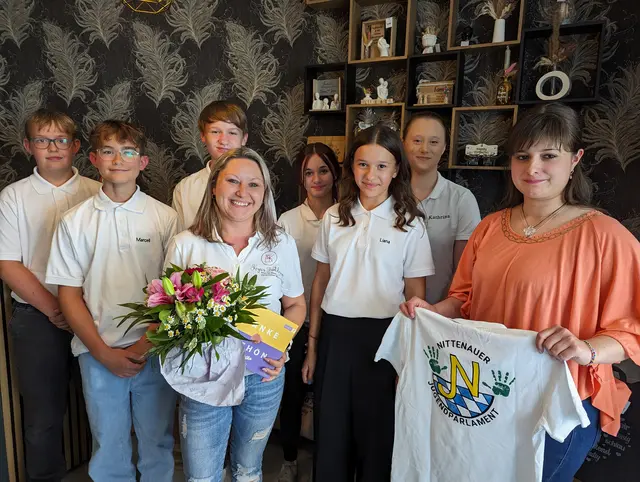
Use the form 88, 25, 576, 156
0, 0, 637, 241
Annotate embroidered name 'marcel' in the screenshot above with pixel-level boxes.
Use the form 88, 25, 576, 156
136, 237, 151, 243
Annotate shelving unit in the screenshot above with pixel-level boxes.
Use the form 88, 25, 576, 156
304, 0, 533, 170
304, 63, 347, 115
304, 0, 349, 9
448, 105, 518, 170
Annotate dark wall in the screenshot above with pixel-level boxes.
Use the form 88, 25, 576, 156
0, 0, 637, 233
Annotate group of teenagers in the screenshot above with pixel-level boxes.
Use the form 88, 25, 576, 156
0, 98, 638, 482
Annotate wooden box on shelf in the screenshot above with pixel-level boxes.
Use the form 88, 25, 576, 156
304, 63, 347, 115
449, 105, 518, 170
515, 20, 605, 105
348, 0, 417, 64
345, 103, 406, 148
446, 0, 525, 52
305, 0, 349, 9
405, 51, 464, 111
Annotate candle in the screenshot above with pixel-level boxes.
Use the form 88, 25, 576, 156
504, 45, 511, 71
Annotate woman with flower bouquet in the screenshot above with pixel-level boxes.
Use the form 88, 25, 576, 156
163, 147, 305, 481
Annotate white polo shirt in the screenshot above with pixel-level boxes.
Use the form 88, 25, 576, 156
172, 164, 211, 231
312, 197, 435, 319
278, 200, 323, 324
419, 173, 481, 304
0, 167, 101, 303
46, 187, 179, 356
161, 229, 305, 406
164, 229, 304, 313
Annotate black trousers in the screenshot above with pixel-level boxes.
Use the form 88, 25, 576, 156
279, 324, 309, 461
313, 313, 396, 482
9, 303, 73, 482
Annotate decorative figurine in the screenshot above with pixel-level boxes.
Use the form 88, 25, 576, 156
361, 88, 373, 104
322, 98, 330, 110
330, 94, 339, 110
421, 27, 438, 54
362, 28, 374, 59
312, 92, 323, 110
460, 25, 473, 46
378, 37, 390, 57
377, 78, 389, 101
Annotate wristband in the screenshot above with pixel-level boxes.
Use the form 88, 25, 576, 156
583, 340, 596, 366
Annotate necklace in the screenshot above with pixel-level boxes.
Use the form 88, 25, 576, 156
520, 203, 566, 238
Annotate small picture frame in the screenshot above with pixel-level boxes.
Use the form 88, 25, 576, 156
361, 17, 397, 60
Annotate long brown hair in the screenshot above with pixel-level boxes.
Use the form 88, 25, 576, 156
190, 147, 280, 249
294, 142, 341, 202
502, 103, 592, 208
338, 124, 424, 231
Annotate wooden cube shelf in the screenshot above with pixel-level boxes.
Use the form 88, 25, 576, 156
446, 0, 525, 51
345, 102, 406, 148
348, 0, 417, 64
449, 105, 518, 170
406, 51, 464, 109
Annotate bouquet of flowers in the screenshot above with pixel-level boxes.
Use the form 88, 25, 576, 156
117, 264, 269, 371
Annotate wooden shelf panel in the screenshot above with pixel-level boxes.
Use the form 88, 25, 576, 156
448, 40, 520, 51
449, 165, 510, 171
347, 102, 405, 108
348, 55, 408, 65
305, 0, 349, 9
406, 104, 454, 111
308, 109, 347, 115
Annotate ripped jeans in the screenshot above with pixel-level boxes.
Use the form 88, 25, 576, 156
180, 370, 285, 482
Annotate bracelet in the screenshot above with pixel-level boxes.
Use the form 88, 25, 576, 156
583, 340, 596, 366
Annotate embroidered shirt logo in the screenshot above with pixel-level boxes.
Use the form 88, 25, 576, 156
379, 238, 391, 244
136, 237, 151, 243
261, 251, 277, 266
426, 341, 514, 427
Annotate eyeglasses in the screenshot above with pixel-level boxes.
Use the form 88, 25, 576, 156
29, 137, 72, 150
95, 147, 141, 162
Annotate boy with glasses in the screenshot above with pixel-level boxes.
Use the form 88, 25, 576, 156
46, 120, 179, 481
0, 109, 101, 481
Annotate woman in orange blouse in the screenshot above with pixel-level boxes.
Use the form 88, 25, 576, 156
401, 103, 640, 482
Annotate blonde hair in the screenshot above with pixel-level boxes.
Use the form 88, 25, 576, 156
25, 108, 77, 139
190, 147, 280, 249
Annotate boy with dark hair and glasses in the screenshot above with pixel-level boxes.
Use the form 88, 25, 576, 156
46, 120, 179, 481
0, 108, 101, 481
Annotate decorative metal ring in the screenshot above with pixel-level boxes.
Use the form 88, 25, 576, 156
535, 71, 572, 101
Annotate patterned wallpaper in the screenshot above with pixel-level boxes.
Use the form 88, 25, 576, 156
0, 0, 637, 239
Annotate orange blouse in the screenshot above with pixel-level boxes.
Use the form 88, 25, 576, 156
449, 208, 640, 436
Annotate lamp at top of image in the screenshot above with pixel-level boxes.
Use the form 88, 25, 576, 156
122, 0, 173, 14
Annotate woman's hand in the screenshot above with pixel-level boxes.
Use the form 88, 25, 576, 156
262, 353, 286, 382
400, 296, 437, 319
302, 349, 317, 384
536, 326, 593, 366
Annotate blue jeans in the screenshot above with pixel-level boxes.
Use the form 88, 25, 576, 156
180, 370, 286, 482
78, 353, 177, 482
542, 399, 601, 482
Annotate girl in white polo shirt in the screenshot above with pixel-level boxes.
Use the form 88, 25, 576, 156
164, 147, 306, 482
302, 125, 435, 482
276, 143, 341, 481
404, 112, 481, 304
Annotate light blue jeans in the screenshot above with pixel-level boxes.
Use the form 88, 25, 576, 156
78, 353, 177, 482
180, 370, 286, 482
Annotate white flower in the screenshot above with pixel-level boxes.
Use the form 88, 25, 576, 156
168, 330, 175, 338
167, 315, 176, 325
196, 309, 206, 316
224, 316, 232, 323
161, 322, 170, 331
207, 299, 215, 309
185, 323, 192, 330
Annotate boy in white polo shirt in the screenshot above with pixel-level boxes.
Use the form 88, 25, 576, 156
0, 109, 100, 482
46, 121, 178, 482
172, 100, 248, 230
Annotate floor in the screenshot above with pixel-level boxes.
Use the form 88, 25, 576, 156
62, 433, 314, 482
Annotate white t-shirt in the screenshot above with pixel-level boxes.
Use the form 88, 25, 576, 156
160, 229, 305, 406
278, 200, 322, 324
46, 187, 179, 356
172, 164, 211, 231
312, 197, 435, 319
419, 173, 480, 304
0, 167, 101, 303
375, 309, 590, 482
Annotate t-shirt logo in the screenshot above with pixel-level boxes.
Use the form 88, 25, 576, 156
426, 341, 515, 427
262, 251, 277, 266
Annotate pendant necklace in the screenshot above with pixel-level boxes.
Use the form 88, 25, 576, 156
521, 203, 566, 238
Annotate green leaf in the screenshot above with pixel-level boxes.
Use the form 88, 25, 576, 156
159, 309, 172, 322
211, 273, 229, 284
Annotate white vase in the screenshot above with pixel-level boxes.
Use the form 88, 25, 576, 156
492, 18, 506, 43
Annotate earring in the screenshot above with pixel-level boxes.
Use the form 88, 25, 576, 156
569, 170, 574, 180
